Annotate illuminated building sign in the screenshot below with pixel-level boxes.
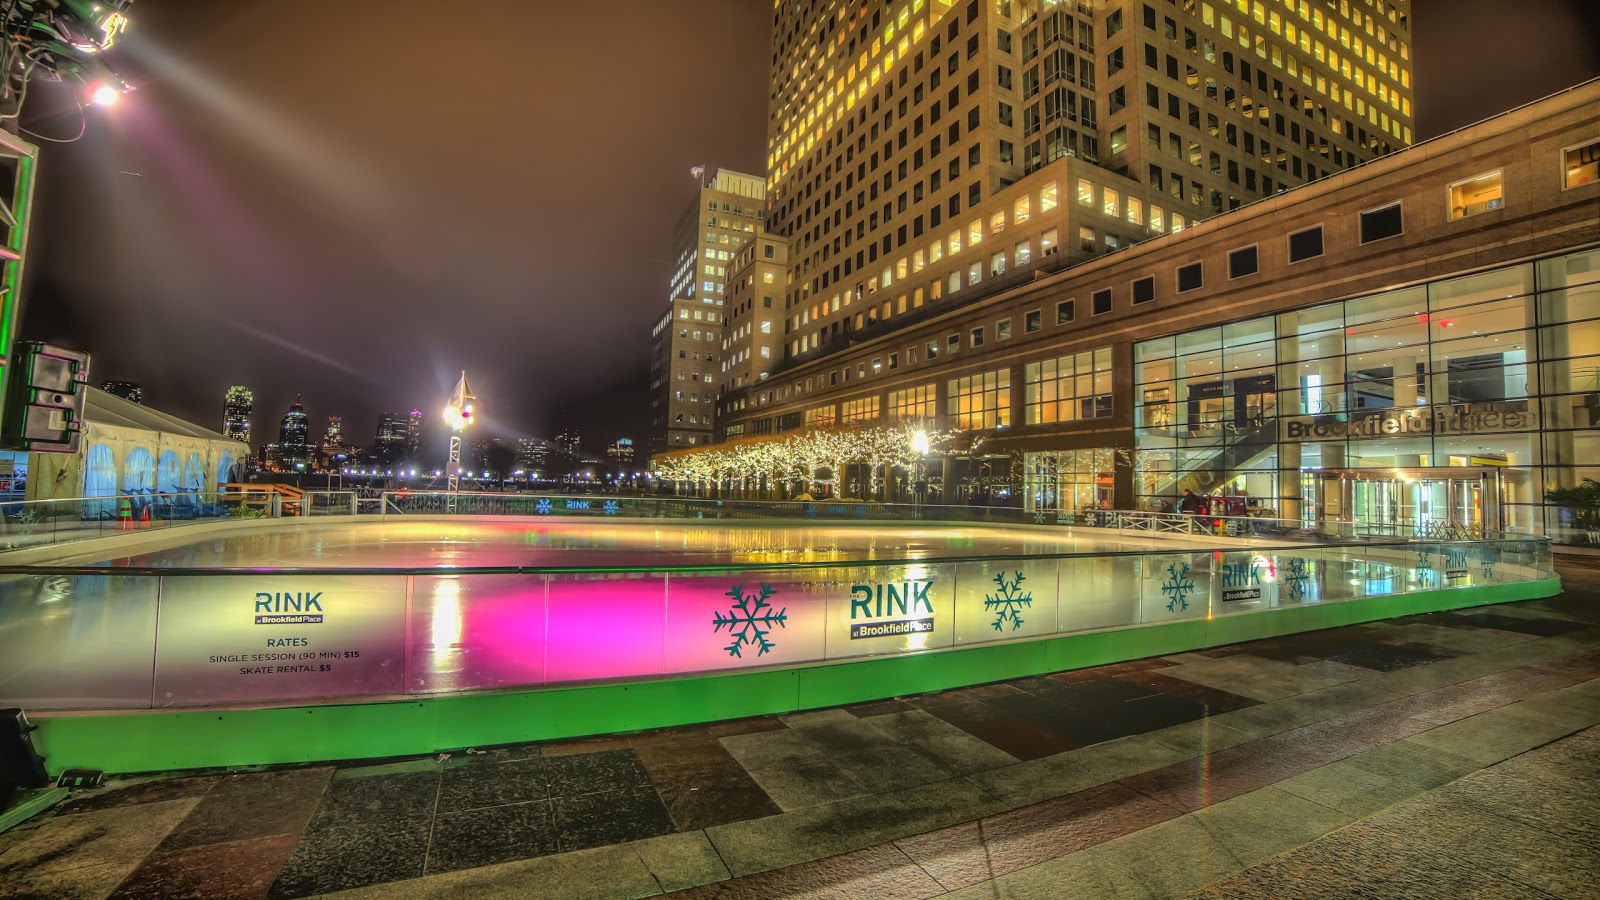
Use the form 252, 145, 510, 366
1282, 401, 1532, 441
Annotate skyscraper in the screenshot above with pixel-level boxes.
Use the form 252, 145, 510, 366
323, 415, 344, 451
276, 398, 309, 469
555, 426, 581, 457
407, 408, 423, 459
648, 169, 767, 453
759, 0, 1411, 369
374, 412, 409, 463
223, 385, 253, 444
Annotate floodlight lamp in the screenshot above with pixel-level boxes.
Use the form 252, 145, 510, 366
911, 429, 931, 455
89, 83, 120, 107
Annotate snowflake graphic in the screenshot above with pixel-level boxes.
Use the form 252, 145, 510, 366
804, 504, 818, 518
712, 583, 787, 658
603, 500, 620, 516
1032, 509, 1048, 524
535, 498, 553, 515
1414, 550, 1433, 586
1479, 548, 1496, 580
1284, 556, 1311, 601
1161, 562, 1195, 613
984, 571, 1032, 631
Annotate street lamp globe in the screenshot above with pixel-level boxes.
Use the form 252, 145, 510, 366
911, 429, 931, 455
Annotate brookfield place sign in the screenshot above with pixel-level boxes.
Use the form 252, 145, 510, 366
1283, 402, 1532, 441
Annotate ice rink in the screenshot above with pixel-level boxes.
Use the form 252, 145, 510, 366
44, 516, 1216, 569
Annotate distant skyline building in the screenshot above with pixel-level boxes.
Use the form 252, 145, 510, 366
407, 408, 423, 459
276, 398, 309, 469
323, 415, 344, 451
374, 411, 409, 463
517, 436, 552, 472
222, 385, 253, 444
101, 381, 142, 404
721, 232, 789, 397
607, 438, 635, 465
648, 168, 767, 454
554, 426, 581, 457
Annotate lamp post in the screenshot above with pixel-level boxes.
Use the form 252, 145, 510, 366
443, 372, 475, 507
911, 428, 930, 518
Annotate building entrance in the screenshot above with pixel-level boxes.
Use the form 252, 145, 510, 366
1314, 467, 1503, 536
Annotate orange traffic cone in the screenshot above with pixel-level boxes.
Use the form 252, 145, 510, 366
117, 497, 132, 531
139, 504, 152, 530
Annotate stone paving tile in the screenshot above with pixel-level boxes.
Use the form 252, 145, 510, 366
318, 843, 661, 900
302, 769, 439, 831
1379, 665, 1586, 726
435, 757, 550, 812
1402, 707, 1587, 767
55, 777, 221, 817
1369, 621, 1540, 655
668, 842, 943, 900
704, 776, 1002, 877
267, 822, 430, 898
424, 800, 557, 875
542, 749, 654, 798
895, 781, 1180, 891
155, 768, 333, 853
746, 756, 870, 811
1207, 680, 1406, 739
1157, 654, 1357, 702
631, 831, 732, 894
920, 698, 1079, 761
107, 833, 298, 900
1121, 702, 1434, 812
1272, 739, 1481, 818
0, 799, 198, 897
718, 727, 824, 770
631, 731, 781, 832
553, 786, 676, 854
1403, 610, 1590, 637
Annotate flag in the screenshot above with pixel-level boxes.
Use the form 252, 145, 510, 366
690, 165, 706, 180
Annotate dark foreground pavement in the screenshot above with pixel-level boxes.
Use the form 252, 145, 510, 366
3, 559, 1599, 899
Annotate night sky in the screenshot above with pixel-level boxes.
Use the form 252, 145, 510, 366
14, 0, 1600, 457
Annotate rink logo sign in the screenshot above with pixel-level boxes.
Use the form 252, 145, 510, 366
849, 581, 935, 639
254, 592, 325, 625
1221, 561, 1264, 602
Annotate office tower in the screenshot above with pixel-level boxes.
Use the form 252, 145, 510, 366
720, 233, 790, 405
276, 398, 309, 469
101, 380, 143, 404
407, 408, 423, 459
647, 168, 767, 452
374, 412, 409, 463
607, 438, 635, 464
223, 385, 253, 443
554, 426, 581, 457
323, 415, 344, 451
760, 0, 1411, 369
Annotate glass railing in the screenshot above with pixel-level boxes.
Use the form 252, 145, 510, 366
375, 492, 1528, 544
0, 490, 372, 554
0, 535, 1554, 712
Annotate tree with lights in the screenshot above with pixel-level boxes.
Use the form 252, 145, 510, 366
651, 421, 954, 502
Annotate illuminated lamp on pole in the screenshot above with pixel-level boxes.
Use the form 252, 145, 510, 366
911, 428, 930, 516
443, 371, 476, 499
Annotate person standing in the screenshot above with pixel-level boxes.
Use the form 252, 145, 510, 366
1179, 488, 1206, 515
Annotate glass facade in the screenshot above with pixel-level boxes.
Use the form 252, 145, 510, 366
1023, 448, 1116, 515
1134, 248, 1600, 542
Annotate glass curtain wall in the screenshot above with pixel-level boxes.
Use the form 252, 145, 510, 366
1023, 448, 1116, 514
1134, 248, 1600, 541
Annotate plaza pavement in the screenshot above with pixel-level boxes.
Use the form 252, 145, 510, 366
3, 558, 1598, 899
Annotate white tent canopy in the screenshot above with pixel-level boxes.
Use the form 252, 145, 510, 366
27, 387, 251, 507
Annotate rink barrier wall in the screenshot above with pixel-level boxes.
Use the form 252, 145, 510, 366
31, 578, 1558, 775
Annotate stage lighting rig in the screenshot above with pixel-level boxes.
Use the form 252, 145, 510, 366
0, 0, 136, 121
